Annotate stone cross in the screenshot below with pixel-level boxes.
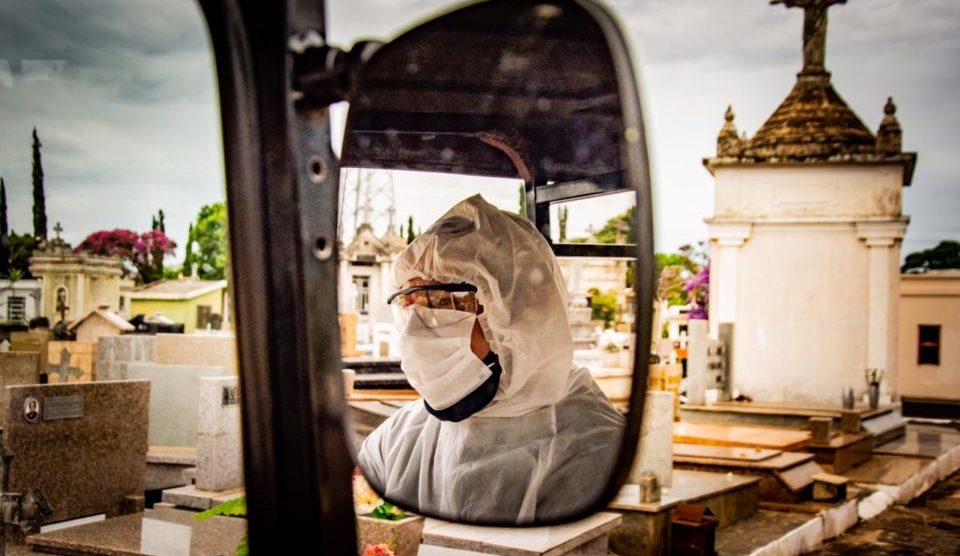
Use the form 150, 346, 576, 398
771, 0, 847, 74
53, 221, 64, 241
56, 291, 70, 324
48, 348, 84, 384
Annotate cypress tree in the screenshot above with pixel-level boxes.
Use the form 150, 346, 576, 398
31, 128, 48, 240
0, 178, 9, 277
183, 223, 195, 276
518, 183, 527, 217
406, 215, 415, 244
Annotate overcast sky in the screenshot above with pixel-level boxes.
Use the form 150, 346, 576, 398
0, 0, 956, 262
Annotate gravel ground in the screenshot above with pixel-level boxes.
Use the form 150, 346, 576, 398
817, 469, 960, 555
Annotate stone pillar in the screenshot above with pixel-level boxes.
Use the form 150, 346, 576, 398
857, 220, 907, 399
706, 223, 751, 338
75, 273, 85, 320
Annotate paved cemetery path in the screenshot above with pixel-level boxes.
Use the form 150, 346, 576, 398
818, 469, 960, 555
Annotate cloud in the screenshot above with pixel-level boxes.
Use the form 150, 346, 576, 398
0, 0, 956, 264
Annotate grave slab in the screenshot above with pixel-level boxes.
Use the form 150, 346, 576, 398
161, 484, 245, 511
153, 333, 238, 374
673, 422, 810, 451
196, 376, 242, 491
628, 391, 673, 488
664, 470, 760, 528
0, 351, 41, 428
96, 335, 155, 381
681, 402, 889, 429
422, 512, 621, 556
861, 409, 907, 444
47, 341, 96, 382
673, 444, 822, 503
805, 431, 874, 473
25, 507, 246, 556
126, 362, 229, 447
5, 381, 149, 525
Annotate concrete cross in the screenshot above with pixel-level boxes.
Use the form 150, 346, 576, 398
53, 221, 64, 241
47, 348, 84, 384
771, 0, 847, 74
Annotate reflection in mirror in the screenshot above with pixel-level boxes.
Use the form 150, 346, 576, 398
338, 0, 649, 525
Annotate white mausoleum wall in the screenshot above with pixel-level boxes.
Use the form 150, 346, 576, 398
714, 165, 903, 219
730, 224, 869, 404
898, 272, 960, 400
707, 163, 907, 406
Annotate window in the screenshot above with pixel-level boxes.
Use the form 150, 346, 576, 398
197, 305, 212, 329
353, 276, 370, 314
918, 324, 941, 366
7, 296, 25, 322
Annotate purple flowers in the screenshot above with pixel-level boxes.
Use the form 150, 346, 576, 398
76, 228, 176, 283
683, 266, 710, 320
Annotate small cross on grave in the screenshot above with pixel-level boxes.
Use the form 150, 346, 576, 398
47, 348, 84, 384
53, 222, 64, 241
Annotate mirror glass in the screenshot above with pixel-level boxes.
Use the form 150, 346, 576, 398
339, 0, 649, 524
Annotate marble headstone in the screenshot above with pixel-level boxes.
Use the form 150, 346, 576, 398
196, 376, 243, 491
628, 390, 674, 488
6, 381, 149, 524
127, 362, 230, 447
97, 335, 156, 381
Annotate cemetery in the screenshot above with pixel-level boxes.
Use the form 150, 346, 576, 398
0, 0, 956, 555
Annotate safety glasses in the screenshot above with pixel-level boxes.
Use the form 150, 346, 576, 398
387, 283, 479, 312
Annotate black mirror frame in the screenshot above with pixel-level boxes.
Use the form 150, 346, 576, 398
198, 0, 652, 550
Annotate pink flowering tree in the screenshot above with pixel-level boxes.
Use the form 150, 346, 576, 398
76, 229, 176, 284
683, 266, 710, 320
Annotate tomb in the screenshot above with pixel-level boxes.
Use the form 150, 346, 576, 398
673, 443, 823, 504
0, 352, 41, 427
126, 362, 230, 447
421, 512, 622, 556
4, 381, 149, 530
95, 335, 155, 382
26, 506, 246, 556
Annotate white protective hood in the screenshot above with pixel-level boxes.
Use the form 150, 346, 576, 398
358, 194, 624, 523
392, 194, 574, 417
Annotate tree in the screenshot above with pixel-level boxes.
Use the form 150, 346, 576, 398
32, 128, 47, 241
593, 206, 635, 244
0, 178, 9, 277
75, 229, 176, 284
558, 205, 569, 242
518, 183, 527, 217
152, 209, 166, 233
183, 222, 196, 276
656, 250, 704, 306
7, 232, 37, 278
406, 215, 416, 244
189, 202, 228, 280
902, 240, 960, 272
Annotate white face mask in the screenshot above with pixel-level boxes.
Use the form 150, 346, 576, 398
397, 305, 493, 411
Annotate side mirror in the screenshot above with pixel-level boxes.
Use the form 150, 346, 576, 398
340, 0, 654, 525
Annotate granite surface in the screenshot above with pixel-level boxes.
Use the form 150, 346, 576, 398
26, 507, 247, 556
673, 422, 811, 451
0, 351, 41, 428
422, 513, 621, 556
628, 391, 674, 489
196, 377, 242, 491
126, 362, 229, 447
96, 335, 155, 382
153, 333, 238, 375
6, 380, 149, 524
161, 484, 244, 511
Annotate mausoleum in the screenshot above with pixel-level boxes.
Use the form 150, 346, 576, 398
702, 0, 917, 405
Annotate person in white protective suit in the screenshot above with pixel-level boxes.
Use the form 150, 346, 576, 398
357, 194, 625, 523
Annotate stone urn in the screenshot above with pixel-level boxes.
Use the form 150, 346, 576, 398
357, 514, 425, 556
